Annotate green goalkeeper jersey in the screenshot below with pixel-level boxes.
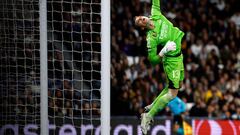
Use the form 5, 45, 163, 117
147, 0, 184, 65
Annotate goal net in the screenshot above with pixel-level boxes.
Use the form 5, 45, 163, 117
0, 0, 41, 134
47, 0, 102, 134
0, 0, 109, 134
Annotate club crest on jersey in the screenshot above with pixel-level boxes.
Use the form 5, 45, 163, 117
152, 31, 157, 37
159, 23, 168, 39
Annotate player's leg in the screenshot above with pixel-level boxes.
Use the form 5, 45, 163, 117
141, 54, 184, 134
148, 88, 178, 116
141, 88, 178, 135
148, 54, 184, 117
141, 89, 178, 134
144, 63, 175, 112
144, 87, 169, 112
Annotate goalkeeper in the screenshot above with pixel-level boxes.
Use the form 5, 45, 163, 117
134, 0, 185, 134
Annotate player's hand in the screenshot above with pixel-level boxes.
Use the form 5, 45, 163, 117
165, 41, 176, 51
159, 41, 176, 57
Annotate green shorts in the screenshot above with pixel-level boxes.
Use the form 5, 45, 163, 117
162, 54, 184, 89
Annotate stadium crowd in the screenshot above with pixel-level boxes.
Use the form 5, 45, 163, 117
111, 0, 240, 119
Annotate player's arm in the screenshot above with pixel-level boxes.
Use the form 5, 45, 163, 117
147, 38, 161, 66
151, 0, 161, 16
147, 39, 176, 65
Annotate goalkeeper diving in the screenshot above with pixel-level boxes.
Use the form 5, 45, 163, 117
134, 0, 185, 134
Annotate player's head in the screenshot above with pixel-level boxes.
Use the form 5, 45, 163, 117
134, 16, 150, 29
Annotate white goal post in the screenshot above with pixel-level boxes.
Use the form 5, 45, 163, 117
101, 0, 110, 134
39, 0, 48, 134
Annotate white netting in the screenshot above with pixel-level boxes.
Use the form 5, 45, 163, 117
0, 0, 41, 134
47, 0, 101, 134
0, 0, 102, 134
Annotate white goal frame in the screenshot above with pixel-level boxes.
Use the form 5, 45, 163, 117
39, 0, 48, 134
39, 0, 111, 134
101, 0, 111, 134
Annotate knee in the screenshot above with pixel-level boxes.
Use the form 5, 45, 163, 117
170, 88, 178, 97
166, 89, 178, 100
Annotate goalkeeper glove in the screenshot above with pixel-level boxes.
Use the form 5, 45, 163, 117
159, 41, 176, 57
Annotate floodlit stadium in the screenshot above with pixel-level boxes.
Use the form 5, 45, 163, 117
0, 0, 239, 135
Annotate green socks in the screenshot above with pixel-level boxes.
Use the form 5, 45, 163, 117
152, 87, 169, 105
148, 88, 174, 117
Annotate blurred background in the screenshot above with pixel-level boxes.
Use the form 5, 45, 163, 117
111, 0, 240, 120
110, 0, 240, 133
